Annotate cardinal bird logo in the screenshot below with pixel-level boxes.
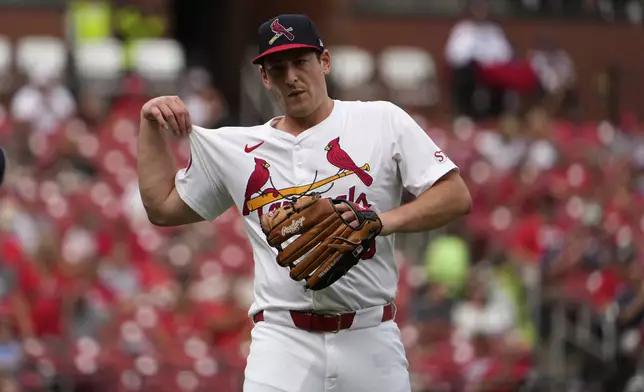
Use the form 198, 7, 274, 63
269, 19, 295, 45
242, 142, 373, 217
325, 137, 373, 187
242, 158, 279, 216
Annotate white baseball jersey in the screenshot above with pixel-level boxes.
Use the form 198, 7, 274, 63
174, 100, 458, 316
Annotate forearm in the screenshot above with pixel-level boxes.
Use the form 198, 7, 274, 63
379, 171, 471, 236
137, 116, 178, 218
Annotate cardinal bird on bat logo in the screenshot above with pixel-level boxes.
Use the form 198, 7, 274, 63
269, 19, 295, 45
242, 157, 279, 216
325, 137, 373, 187
242, 138, 373, 217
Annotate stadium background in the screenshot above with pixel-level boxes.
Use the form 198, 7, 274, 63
0, 0, 643, 391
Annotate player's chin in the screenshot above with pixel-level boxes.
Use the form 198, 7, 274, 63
285, 102, 314, 118
286, 93, 308, 106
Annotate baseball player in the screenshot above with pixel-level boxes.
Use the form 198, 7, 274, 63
137, 14, 472, 392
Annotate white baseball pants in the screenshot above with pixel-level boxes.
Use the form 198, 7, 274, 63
242, 317, 411, 392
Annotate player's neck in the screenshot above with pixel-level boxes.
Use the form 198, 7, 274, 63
280, 97, 334, 135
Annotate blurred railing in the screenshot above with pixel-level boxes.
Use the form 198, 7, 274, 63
0, 0, 64, 7
351, 0, 643, 23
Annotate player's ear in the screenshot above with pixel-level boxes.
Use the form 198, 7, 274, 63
320, 50, 331, 75
259, 66, 271, 89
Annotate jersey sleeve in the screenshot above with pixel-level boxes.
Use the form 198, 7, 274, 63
174, 127, 234, 221
388, 103, 458, 197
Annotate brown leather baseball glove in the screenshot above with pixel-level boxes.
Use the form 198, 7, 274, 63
259, 193, 383, 291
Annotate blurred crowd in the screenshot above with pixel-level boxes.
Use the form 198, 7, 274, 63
0, 1, 642, 392
0, 62, 244, 391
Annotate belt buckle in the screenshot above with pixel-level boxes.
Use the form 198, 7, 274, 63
322, 313, 342, 333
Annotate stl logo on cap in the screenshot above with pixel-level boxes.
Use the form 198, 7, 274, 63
269, 19, 295, 45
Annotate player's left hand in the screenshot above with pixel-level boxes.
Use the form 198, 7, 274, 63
260, 195, 383, 290
335, 203, 395, 235
334, 202, 360, 229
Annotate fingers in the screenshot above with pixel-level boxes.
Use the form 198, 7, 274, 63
183, 109, 193, 133
143, 96, 192, 136
149, 107, 168, 130
157, 104, 181, 136
336, 202, 365, 228
168, 97, 192, 136
341, 210, 360, 229
335, 203, 350, 212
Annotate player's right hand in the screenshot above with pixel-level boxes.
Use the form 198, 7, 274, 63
141, 96, 192, 137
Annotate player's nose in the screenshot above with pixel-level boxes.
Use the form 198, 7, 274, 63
284, 65, 299, 86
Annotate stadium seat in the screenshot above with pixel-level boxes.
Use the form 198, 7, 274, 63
15, 36, 67, 78
132, 38, 185, 94
377, 46, 438, 107
74, 38, 124, 95
328, 46, 375, 90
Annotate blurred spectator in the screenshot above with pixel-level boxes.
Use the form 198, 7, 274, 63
461, 331, 533, 392
0, 219, 37, 341
523, 107, 559, 173
24, 227, 71, 341
615, 257, 644, 330
510, 193, 563, 268
422, 223, 471, 297
452, 268, 517, 340
625, 0, 644, 24
97, 232, 141, 303
0, 198, 40, 260
412, 281, 455, 329
541, 226, 590, 286
67, 262, 116, 341
113, 0, 168, 71
601, 255, 644, 391
522, 0, 598, 18
60, 210, 101, 269
77, 87, 110, 127
67, 0, 112, 46
474, 114, 528, 174
180, 68, 231, 128
0, 315, 22, 389
445, 0, 513, 118
527, 32, 579, 118
153, 272, 210, 355
10, 68, 76, 136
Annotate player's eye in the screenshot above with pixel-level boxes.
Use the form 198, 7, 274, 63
269, 65, 285, 75
295, 59, 308, 66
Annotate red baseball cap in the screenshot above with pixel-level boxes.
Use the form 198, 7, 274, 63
252, 14, 325, 65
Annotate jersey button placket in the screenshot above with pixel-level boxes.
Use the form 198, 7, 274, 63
293, 143, 305, 182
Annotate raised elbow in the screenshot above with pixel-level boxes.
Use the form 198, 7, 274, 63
458, 188, 473, 216
145, 210, 170, 227
143, 204, 174, 227
141, 190, 205, 227
448, 172, 473, 217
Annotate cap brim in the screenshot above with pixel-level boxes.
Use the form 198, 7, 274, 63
252, 44, 322, 64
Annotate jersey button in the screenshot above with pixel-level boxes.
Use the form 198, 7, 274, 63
294, 144, 301, 150
297, 161, 303, 166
